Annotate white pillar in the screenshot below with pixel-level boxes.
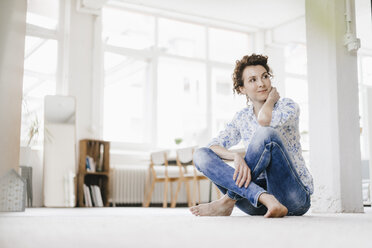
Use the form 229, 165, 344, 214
68, 0, 106, 172
0, 0, 27, 176
305, 0, 363, 212
68, 0, 95, 143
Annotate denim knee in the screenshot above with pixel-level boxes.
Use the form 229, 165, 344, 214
193, 147, 212, 172
255, 126, 279, 142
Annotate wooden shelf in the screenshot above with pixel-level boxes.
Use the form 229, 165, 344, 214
77, 139, 110, 207
82, 171, 109, 176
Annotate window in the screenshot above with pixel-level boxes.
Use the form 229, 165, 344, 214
284, 43, 309, 151
361, 56, 372, 87
102, 5, 252, 149
209, 28, 250, 63
157, 58, 207, 147
358, 54, 372, 160
20, 0, 60, 147
285, 77, 309, 144
158, 18, 205, 58
102, 8, 155, 50
26, 0, 59, 29
211, 67, 246, 138
284, 43, 307, 75
103, 53, 150, 143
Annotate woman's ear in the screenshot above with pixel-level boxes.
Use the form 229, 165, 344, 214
239, 86, 245, 94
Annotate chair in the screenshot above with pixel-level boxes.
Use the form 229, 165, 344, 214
171, 147, 209, 207
143, 150, 180, 208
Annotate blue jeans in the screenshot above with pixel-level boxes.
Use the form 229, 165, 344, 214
193, 127, 311, 216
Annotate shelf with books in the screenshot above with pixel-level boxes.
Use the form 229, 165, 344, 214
84, 171, 109, 176
77, 139, 110, 207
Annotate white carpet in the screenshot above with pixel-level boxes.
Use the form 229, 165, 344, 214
1, 207, 371, 248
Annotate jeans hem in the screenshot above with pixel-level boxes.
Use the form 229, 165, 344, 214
253, 190, 267, 208
227, 191, 243, 201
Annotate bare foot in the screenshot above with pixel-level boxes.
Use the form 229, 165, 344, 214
189, 194, 236, 216
258, 193, 288, 218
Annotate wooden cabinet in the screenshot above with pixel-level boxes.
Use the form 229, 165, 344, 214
77, 139, 110, 207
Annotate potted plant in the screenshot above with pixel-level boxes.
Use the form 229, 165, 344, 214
174, 137, 183, 145
27, 115, 40, 147
19, 99, 40, 166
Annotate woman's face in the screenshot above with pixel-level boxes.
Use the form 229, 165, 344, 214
239, 65, 272, 104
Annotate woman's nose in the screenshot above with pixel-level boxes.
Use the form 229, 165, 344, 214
256, 79, 264, 86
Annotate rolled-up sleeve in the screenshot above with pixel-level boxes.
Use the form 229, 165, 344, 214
270, 98, 299, 128
207, 113, 241, 149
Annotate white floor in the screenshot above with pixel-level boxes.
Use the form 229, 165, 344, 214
1, 207, 372, 248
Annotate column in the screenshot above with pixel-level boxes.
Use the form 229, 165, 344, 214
0, 0, 27, 176
305, 0, 363, 212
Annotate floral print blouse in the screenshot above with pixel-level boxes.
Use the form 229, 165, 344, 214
207, 98, 314, 194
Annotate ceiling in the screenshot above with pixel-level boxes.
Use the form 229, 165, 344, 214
113, 0, 371, 48
115, 0, 305, 29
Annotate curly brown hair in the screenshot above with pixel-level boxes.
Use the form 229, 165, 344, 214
232, 54, 272, 94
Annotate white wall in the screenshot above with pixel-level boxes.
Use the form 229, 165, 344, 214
68, 0, 96, 143
0, 0, 27, 177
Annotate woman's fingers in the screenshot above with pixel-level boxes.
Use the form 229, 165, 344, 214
245, 169, 251, 188
233, 159, 252, 188
238, 167, 247, 187
233, 165, 239, 181
235, 165, 244, 186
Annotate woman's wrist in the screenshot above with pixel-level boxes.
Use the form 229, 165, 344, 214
265, 98, 276, 107
211, 145, 240, 161
233, 152, 243, 161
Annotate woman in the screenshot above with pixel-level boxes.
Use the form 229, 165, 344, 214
190, 54, 313, 218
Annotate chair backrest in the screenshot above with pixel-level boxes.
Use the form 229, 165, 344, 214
150, 150, 168, 165
176, 147, 195, 164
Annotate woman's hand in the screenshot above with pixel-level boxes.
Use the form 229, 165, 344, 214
233, 153, 251, 188
267, 87, 280, 104
257, 87, 280, 126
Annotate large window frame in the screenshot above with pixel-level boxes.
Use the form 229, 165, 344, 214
358, 51, 372, 160
20, 0, 70, 148
101, 3, 254, 151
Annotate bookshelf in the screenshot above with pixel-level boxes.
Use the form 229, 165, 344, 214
77, 139, 110, 207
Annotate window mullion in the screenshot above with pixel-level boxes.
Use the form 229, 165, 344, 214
56, 0, 71, 95
26, 24, 58, 40
206, 26, 212, 143
151, 16, 159, 148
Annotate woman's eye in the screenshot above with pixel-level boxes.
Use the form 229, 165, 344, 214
249, 78, 256, 83
263, 74, 269, 79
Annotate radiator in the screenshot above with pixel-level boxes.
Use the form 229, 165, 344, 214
110, 164, 218, 205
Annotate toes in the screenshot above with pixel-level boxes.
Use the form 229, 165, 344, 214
189, 207, 199, 215
264, 206, 288, 218
264, 210, 271, 218
189, 206, 200, 216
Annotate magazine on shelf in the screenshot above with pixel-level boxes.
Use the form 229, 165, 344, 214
83, 184, 92, 207
83, 184, 88, 206
90, 185, 98, 207
86, 156, 96, 172
94, 185, 104, 207
97, 143, 104, 172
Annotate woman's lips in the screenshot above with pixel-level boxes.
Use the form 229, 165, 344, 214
258, 89, 267, 93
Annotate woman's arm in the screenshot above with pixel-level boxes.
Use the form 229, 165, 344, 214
210, 145, 251, 188
257, 87, 280, 126
209, 145, 238, 160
